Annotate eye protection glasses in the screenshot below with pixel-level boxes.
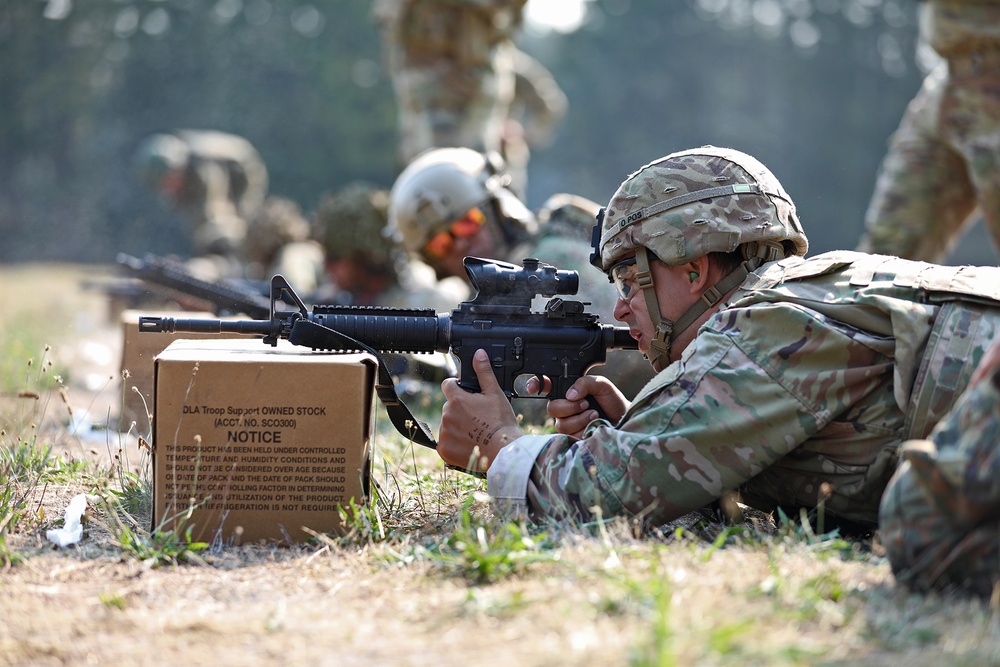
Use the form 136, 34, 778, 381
608, 256, 639, 301
423, 207, 487, 259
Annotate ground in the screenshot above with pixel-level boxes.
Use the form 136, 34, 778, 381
1, 263, 999, 667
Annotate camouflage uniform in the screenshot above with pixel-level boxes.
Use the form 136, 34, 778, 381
879, 339, 1000, 598
856, 0, 1000, 261
374, 0, 563, 195
499, 48, 568, 196
137, 130, 268, 258
488, 147, 1000, 531
374, 0, 526, 163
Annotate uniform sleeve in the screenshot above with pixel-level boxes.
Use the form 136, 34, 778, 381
489, 304, 892, 525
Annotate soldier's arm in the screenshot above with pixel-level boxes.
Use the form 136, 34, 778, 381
495, 304, 893, 525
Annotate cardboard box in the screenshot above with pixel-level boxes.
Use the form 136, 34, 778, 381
118, 310, 253, 432
152, 338, 376, 545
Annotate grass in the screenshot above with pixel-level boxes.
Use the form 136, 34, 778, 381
2, 264, 1000, 666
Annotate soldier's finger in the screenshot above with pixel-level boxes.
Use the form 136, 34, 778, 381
471, 348, 505, 397
554, 412, 598, 438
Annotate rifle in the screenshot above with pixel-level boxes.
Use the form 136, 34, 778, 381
116, 252, 274, 319
138, 257, 638, 474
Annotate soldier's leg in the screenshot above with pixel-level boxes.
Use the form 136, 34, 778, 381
955, 73, 1000, 259
857, 66, 977, 261
879, 340, 1000, 597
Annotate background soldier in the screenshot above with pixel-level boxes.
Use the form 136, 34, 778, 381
136, 130, 269, 270
315, 180, 468, 311
386, 147, 655, 400
373, 0, 565, 195
434, 146, 1000, 534
243, 195, 326, 296
315, 180, 468, 389
856, 0, 1000, 262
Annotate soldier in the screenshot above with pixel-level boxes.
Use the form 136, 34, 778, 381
136, 130, 269, 264
243, 195, 326, 295
387, 146, 655, 399
373, 0, 564, 194
315, 180, 468, 388
434, 146, 1000, 534
879, 337, 1000, 598
501, 48, 569, 195
856, 0, 1000, 262
315, 180, 468, 310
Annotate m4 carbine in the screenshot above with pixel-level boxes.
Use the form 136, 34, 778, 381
139, 257, 638, 471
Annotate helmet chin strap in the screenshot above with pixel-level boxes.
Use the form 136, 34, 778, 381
634, 247, 673, 372
635, 242, 784, 372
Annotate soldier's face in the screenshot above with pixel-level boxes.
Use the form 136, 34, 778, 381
425, 223, 497, 279
612, 257, 697, 362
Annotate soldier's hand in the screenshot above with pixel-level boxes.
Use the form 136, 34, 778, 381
545, 376, 629, 438
438, 349, 524, 474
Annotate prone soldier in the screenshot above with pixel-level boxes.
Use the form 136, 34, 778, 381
136, 130, 269, 272
386, 146, 655, 400
435, 145, 1000, 535
314, 181, 468, 311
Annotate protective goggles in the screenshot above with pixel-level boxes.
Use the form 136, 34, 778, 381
607, 256, 639, 301
423, 207, 487, 259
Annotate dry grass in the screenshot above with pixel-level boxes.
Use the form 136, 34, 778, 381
1, 263, 999, 667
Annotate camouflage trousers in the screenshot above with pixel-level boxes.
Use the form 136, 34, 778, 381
856, 57, 1000, 261
879, 342, 1000, 598
390, 45, 515, 165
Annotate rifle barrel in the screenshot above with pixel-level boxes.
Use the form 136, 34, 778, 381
138, 316, 273, 336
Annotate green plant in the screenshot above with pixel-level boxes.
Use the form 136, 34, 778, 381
1, 440, 54, 483
116, 522, 209, 567
336, 495, 387, 545
422, 494, 558, 584
628, 565, 676, 667
0, 473, 27, 567
99, 591, 127, 610
96, 434, 205, 568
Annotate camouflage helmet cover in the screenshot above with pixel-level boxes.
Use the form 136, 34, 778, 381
387, 147, 511, 254
243, 196, 311, 265
595, 146, 808, 270
316, 182, 398, 273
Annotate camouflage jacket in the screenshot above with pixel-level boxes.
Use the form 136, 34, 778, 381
487, 251, 1000, 529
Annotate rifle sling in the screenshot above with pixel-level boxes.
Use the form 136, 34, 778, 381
288, 319, 437, 446
288, 320, 485, 478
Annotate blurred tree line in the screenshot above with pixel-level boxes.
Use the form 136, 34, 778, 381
1, 0, 993, 264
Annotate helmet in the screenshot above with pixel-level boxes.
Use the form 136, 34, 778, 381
244, 196, 311, 266
593, 146, 809, 372
594, 145, 807, 271
387, 147, 534, 256
315, 182, 399, 275
135, 133, 189, 187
